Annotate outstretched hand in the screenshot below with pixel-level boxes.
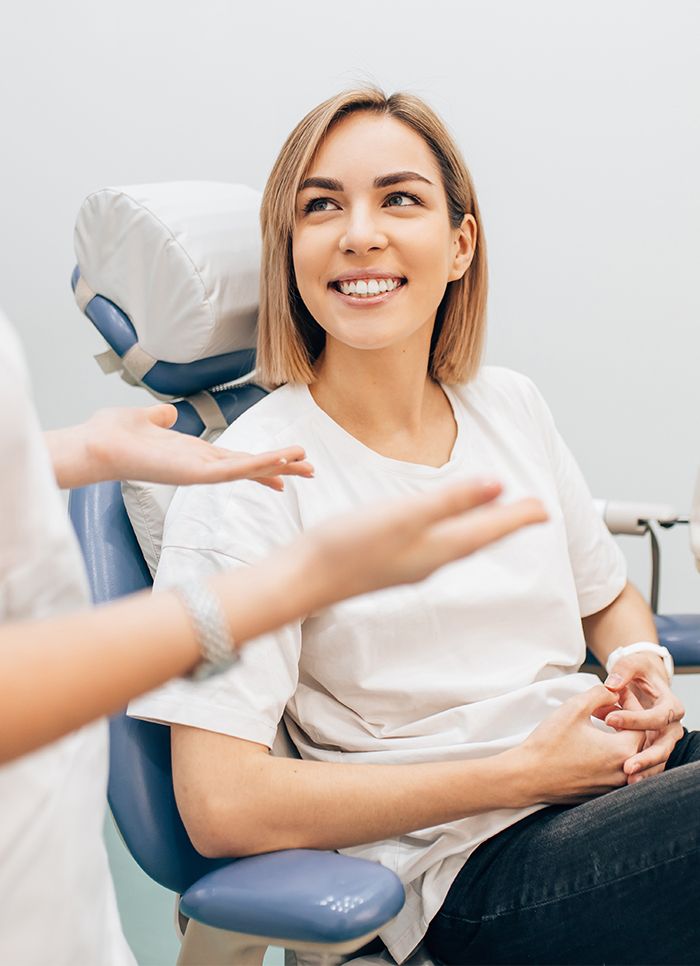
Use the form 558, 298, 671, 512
301, 478, 548, 609
47, 404, 314, 490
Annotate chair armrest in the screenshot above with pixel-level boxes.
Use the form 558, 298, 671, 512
594, 498, 680, 536
180, 849, 404, 944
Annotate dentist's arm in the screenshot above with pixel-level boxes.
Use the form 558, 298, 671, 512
44, 403, 314, 490
0, 480, 543, 763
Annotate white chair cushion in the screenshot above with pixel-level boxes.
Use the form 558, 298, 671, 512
74, 181, 261, 364
121, 477, 175, 578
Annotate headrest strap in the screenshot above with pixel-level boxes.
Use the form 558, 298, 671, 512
74, 276, 96, 312
94, 344, 161, 395
94, 348, 123, 374
122, 343, 157, 382
186, 391, 228, 433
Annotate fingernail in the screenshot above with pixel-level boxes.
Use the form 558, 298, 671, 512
605, 674, 623, 688
606, 714, 621, 728
628, 763, 641, 774
277, 457, 288, 465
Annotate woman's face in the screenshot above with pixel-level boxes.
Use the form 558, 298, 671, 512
292, 112, 475, 354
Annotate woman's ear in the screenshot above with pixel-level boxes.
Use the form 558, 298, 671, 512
448, 214, 477, 282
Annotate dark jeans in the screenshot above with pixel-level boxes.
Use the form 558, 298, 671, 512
424, 729, 700, 965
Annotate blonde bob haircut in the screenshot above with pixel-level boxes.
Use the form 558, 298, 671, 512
257, 87, 488, 387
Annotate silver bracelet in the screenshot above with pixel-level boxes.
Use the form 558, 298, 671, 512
605, 641, 674, 684
175, 583, 240, 681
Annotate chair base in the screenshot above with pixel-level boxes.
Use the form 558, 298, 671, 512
177, 919, 384, 966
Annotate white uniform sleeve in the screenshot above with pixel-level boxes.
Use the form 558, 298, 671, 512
517, 374, 627, 617
127, 441, 304, 748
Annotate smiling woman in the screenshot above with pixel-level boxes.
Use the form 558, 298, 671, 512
128, 87, 700, 966
257, 88, 487, 387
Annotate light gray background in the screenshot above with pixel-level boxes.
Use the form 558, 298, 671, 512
1, 2, 698, 963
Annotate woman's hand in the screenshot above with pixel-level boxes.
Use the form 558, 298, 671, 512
46, 403, 314, 490
298, 478, 547, 609
515, 685, 646, 805
597, 653, 685, 784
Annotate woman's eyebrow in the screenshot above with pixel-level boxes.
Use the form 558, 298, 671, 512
298, 171, 434, 192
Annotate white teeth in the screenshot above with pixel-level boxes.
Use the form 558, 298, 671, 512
337, 278, 404, 297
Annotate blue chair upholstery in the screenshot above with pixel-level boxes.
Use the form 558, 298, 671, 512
68, 467, 404, 950
654, 615, 700, 669
71, 266, 256, 396
585, 614, 700, 673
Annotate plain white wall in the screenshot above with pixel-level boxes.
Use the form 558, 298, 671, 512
1, 0, 698, 612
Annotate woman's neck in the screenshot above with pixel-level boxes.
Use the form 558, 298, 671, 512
309, 328, 457, 467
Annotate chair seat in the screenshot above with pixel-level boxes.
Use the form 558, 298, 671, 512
179, 849, 405, 944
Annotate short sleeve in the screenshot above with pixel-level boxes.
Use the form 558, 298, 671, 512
517, 374, 627, 617
127, 431, 305, 747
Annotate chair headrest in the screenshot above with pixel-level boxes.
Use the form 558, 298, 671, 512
73, 181, 262, 396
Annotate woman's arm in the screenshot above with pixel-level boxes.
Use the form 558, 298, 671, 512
44, 403, 314, 489
0, 480, 544, 763
582, 580, 658, 666
582, 581, 685, 780
171, 685, 644, 859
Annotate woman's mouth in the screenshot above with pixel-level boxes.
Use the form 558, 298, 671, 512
329, 277, 407, 307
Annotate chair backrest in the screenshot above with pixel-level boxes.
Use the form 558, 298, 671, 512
69, 180, 278, 892
69, 481, 230, 893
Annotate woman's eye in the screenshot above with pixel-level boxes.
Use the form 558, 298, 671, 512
304, 198, 339, 214
385, 192, 420, 207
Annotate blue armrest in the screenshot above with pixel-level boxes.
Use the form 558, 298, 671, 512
180, 849, 405, 943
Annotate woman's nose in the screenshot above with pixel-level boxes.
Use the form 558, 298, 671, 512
339, 206, 388, 256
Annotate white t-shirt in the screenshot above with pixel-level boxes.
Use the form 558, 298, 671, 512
0, 314, 134, 965
129, 367, 626, 964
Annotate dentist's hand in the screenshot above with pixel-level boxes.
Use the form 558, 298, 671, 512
597, 653, 685, 784
298, 478, 548, 609
46, 403, 314, 490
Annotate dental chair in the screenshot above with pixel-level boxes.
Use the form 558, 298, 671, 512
70, 182, 405, 966
69, 181, 700, 966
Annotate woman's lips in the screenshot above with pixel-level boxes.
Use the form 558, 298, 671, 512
329, 280, 407, 308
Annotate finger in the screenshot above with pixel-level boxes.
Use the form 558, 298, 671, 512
571, 684, 621, 717
404, 479, 506, 529
618, 688, 645, 712
216, 445, 307, 465
206, 453, 314, 483
434, 496, 549, 558
603, 669, 634, 691
624, 725, 684, 775
605, 704, 684, 732
272, 460, 315, 478
590, 703, 622, 721
222, 456, 315, 479
146, 403, 179, 429
253, 477, 285, 492
628, 762, 667, 784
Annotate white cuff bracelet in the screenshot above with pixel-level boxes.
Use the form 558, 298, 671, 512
605, 641, 674, 684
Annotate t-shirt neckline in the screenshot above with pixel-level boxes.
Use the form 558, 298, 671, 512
296, 382, 466, 478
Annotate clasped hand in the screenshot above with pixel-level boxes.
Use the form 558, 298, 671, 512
597, 653, 685, 784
